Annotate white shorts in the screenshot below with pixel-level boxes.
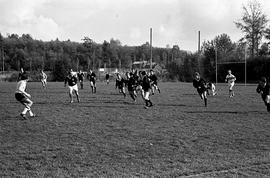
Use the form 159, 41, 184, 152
228, 82, 235, 90
143, 91, 150, 100
41, 79, 47, 83
68, 85, 78, 93
90, 81, 96, 87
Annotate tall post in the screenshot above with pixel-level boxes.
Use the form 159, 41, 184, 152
76, 57, 79, 71
1, 46, 4, 74
1, 39, 4, 74
245, 44, 247, 86
198, 31, 200, 53
150, 28, 152, 70
215, 42, 218, 85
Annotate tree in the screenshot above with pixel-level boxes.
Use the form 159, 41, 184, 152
214, 34, 235, 62
235, 1, 268, 59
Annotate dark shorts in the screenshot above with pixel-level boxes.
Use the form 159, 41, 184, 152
15, 93, 26, 102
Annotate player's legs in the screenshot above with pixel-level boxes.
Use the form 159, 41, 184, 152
144, 90, 153, 108
80, 80, 83, 89
229, 82, 235, 97
90, 81, 94, 93
151, 84, 155, 95
68, 86, 74, 103
73, 85, 80, 102
122, 87, 126, 98
202, 91, 207, 107
212, 84, 216, 96
93, 81, 96, 93
129, 90, 136, 102
15, 93, 35, 118
41, 79, 45, 88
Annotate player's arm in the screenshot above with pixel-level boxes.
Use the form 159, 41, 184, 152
64, 77, 68, 87
193, 80, 198, 88
256, 85, 262, 94
115, 79, 118, 89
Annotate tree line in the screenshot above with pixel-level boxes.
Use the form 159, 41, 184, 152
1, 1, 270, 82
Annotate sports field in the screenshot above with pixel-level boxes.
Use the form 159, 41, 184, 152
1, 81, 270, 177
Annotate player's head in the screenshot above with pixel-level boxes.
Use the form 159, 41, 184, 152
228, 70, 232, 74
194, 72, 200, 80
20, 73, 29, 81
150, 70, 154, 75
89, 69, 92, 73
141, 71, 146, 76
259, 77, 267, 86
20, 68, 24, 73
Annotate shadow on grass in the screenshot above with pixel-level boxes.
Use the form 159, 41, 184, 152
158, 103, 190, 107
185, 110, 264, 114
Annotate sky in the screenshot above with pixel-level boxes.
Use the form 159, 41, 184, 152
1, 0, 270, 51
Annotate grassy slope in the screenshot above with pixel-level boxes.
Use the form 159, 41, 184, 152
0, 82, 270, 177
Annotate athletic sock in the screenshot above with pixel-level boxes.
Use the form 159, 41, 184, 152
22, 108, 28, 115
204, 98, 207, 107
148, 100, 153, 107
29, 110, 34, 117
145, 100, 149, 107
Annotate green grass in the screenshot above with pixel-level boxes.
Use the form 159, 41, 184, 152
0, 81, 270, 177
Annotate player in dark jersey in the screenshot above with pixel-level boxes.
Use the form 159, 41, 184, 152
105, 72, 110, 84
126, 72, 137, 102
65, 70, 80, 103
256, 77, 270, 112
115, 73, 126, 98
87, 70, 96, 93
193, 72, 208, 107
149, 70, 160, 95
141, 71, 153, 108
77, 70, 85, 89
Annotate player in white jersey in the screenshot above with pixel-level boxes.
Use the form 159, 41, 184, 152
225, 70, 236, 97
40, 69, 47, 89
15, 73, 35, 119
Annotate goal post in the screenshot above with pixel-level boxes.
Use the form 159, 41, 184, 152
215, 44, 247, 86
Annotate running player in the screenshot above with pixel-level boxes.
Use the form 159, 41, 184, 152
64, 70, 80, 103
225, 70, 236, 97
126, 72, 137, 102
207, 82, 217, 96
115, 73, 126, 98
141, 71, 153, 108
193, 72, 208, 107
149, 70, 161, 95
105, 72, 110, 84
40, 69, 47, 89
256, 77, 270, 112
87, 70, 97, 93
77, 70, 85, 89
15, 73, 36, 119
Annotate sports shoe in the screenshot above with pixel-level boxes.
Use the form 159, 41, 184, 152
29, 114, 37, 118
70, 100, 74, 103
20, 113, 27, 120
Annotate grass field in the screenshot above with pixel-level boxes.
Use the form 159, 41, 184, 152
1, 81, 270, 177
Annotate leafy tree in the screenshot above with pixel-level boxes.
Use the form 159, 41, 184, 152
235, 1, 268, 59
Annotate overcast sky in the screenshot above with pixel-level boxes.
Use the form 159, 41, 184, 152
1, 0, 270, 51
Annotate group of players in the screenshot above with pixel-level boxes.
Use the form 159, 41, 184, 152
114, 69, 161, 108
14, 67, 270, 120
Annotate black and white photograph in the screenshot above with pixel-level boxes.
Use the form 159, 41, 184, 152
1, 0, 270, 177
